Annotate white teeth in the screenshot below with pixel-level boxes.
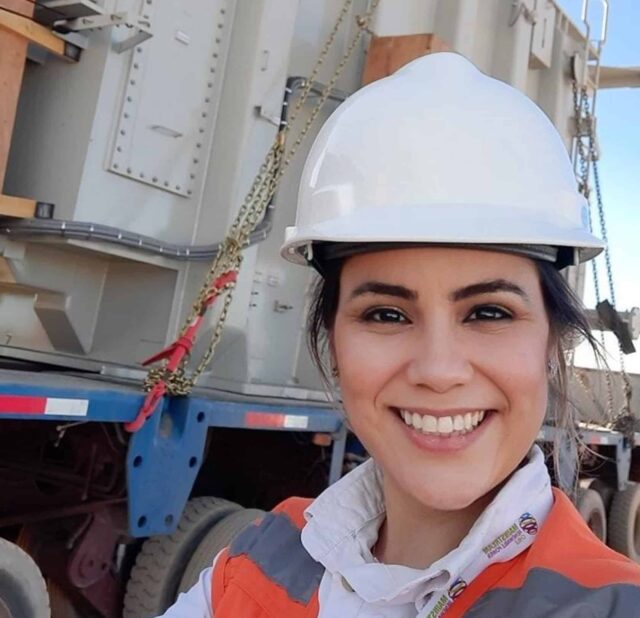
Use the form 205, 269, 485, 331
423, 415, 438, 432
437, 416, 454, 434
399, 409, 489, 436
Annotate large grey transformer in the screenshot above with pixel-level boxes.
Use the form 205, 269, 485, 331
1, 0, 637, 408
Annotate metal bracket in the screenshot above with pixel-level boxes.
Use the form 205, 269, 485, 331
126, 398, 208, 537
616, 438, 632, 492
53, 11, 152, 52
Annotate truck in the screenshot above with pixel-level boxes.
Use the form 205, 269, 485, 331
0, 0, 638, 615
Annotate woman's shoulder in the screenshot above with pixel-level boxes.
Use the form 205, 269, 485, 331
460, 489, 640, 617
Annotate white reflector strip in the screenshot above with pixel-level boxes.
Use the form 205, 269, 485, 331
44, 398, 89, 417
283, 415, 309, 429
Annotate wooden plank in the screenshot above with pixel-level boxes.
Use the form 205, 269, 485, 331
0, 28, 27, 190
0, 7, 75, 60
0, 194, 37, 218
362, 34, 450, 85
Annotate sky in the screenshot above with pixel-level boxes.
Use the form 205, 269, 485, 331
557, 0, 640, 373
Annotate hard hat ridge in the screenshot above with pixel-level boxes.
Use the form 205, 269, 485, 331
281, 52, 604, 270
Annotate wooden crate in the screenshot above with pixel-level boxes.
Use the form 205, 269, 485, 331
362, 33, 449, 85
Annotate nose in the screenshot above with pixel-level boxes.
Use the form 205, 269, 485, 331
405, 323, 474, 393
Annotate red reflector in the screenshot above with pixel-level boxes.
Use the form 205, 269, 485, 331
0, 395, 47, 414
244, 412, 286, 428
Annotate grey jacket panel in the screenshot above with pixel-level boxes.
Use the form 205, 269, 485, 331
465, 567, 640, 617
229, 511, 324, 604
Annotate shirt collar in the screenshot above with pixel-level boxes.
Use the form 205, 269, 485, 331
301, 445, 553, 610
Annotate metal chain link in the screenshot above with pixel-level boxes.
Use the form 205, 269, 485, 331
571, 79, 633, 430
144, 0, 380, 396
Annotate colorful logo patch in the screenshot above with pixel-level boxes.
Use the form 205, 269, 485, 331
448, 577, 467, 599
519, 512, 538, 535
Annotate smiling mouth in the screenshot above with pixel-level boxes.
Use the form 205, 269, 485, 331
395, 408, 494, 437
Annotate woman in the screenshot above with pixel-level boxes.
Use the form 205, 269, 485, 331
160, 53, 640, 617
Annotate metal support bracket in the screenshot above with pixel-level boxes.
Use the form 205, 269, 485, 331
53, 11, 152, 52
126, 397, 208, 537
615, 438, 632, 492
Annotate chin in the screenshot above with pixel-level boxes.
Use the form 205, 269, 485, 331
400, 467, 498, 512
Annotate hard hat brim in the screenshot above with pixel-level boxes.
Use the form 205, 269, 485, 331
281, 203, 605, 267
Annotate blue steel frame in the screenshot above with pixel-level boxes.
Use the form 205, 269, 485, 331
0, 378, 345, 537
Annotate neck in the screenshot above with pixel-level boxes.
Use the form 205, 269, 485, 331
374, 475, 498, 570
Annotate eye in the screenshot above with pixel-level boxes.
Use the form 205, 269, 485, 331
362, 307, 409, 324
466, 305, 513, 322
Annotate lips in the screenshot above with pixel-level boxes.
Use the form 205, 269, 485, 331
396, 408, 492, 437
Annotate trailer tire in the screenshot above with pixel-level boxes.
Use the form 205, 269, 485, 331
0, 538, 50, 618
589, 479, 615, 513
608, 482, 640, 561
123, 497, 242, 618
178, 507, 265, 593
576, 488, 607, 543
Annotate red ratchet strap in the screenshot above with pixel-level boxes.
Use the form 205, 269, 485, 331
125, 271, 238, 432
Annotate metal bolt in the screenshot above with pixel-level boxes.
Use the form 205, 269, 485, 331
120, 130, 126, 135
193, 158, 199, 164
210, 67, 215, 73
127, 167, 132, 173
116, 146, 122, 152
124, 113, 129, 119
164, 181, 169, 187
196, 143, 202, 148
190, 173, 196, 179
152, 176, 158, 182
205, 97, 210, 103
215, 38, 221, 43
113, 163, 119, 169
133, 63, 139, 69
187, 190, 192, 195
199, 128, 205, 134
176, 185, 181, 190
207, 82, 213, 88
140, 172, 145, 178
137, 47, 142, 53
213, 53, 218, 59
202, 112, 207, 117
127, 96, 133, 102
130, 79, 136, 85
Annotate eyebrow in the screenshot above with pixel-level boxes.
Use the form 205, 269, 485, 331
349, 281, 418, 301
449, 279, 530, 303
348, 278, 529, 303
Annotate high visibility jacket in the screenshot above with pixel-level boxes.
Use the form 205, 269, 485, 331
211, 489, 640, 617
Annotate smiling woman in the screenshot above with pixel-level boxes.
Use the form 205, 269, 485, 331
159, 53, 640, 618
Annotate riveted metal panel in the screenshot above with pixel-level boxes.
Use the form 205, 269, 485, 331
109, 0, 230, 197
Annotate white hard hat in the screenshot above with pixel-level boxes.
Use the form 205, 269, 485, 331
281, 52, 604, 269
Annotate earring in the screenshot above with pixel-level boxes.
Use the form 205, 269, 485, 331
547, 359, 558, 377
331, 366, 339, 378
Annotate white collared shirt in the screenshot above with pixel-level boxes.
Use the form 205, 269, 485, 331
160, 445, 553, 618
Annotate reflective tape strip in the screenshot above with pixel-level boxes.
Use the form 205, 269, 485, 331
44, 398, 89, 417
229, 511, 323, 604
0, 395, 89, 417
466, 567, 640, 617
244, 412, 309, 430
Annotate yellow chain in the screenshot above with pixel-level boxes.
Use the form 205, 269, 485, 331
144, 0, 380, 396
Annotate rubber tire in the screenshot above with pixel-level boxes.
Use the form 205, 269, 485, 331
589, 479, 615, 513
0, 538, 50, 618
576, 488, 607, 543
123, 497, 242, 618
608, 482, 640, 561
178, 508, 265, 594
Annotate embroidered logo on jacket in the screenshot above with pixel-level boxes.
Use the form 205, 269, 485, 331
481, 511, 539, 559
519, 512, 538, 535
